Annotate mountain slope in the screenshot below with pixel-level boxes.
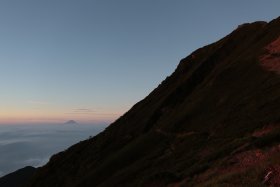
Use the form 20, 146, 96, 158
26, 17, 280, 186
0, 166, 36, 187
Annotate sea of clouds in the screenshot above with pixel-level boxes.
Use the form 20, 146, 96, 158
0, 124, 105, 177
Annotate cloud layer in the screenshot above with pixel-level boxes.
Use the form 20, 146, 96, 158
0, 124, 105, 177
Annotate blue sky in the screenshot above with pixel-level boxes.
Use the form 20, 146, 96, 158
0, 0, 279, 124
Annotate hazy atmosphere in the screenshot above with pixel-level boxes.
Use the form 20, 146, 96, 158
1, 0, 279, 125
0, 124, 105, 176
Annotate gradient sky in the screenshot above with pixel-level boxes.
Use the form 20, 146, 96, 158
0, 0, 279, 125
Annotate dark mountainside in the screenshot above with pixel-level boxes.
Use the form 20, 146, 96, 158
0, 166, 36, 187
24, 17, 280, 186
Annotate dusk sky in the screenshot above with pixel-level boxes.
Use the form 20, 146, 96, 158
0, 0, 279, 125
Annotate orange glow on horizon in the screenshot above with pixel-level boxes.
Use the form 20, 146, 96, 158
0, 115, 120, 125
0, 107, 124, 125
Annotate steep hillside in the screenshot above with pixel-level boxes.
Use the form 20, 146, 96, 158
26, 17, 280, 186
0, 166, 36, 187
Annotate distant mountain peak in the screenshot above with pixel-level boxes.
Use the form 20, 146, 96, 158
64, 120, 78, 125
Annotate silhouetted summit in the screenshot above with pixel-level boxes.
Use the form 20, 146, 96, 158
64, 120, 79, 125
25, 16, 280, 186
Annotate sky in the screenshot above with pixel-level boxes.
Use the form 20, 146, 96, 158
0, 0, 279, 125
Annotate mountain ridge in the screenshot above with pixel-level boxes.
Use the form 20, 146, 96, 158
0, 166, 36, 187
25, 16, 280, 186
